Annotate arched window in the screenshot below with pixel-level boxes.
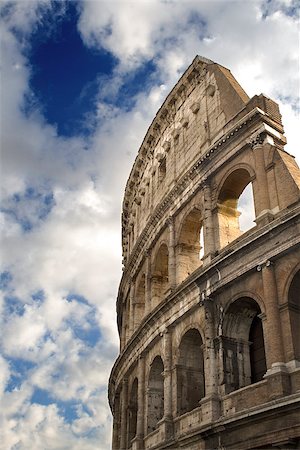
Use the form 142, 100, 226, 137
288, 270, 300, 361
217, 168, 255, 248
151, 244, 169, 307
222, 297, 266, 393
177, 329, 205, 415
134, 274, 146, 329
147, 356, 164, 434
128, 378, 138, 446
177, 208, 204, 283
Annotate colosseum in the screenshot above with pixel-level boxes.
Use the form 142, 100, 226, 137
108, 56, 300, 450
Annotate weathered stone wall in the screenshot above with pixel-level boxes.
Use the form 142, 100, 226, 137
109, 56, 300, 450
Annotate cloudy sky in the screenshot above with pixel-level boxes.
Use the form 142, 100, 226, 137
0, 1, 299, 449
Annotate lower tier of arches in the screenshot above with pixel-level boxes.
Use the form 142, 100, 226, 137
111, 254, 300, 450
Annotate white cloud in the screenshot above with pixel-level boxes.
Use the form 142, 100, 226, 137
0, 1, 299, 449
78, 0, 299, 158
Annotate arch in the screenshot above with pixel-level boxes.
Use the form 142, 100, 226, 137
221, 297, 266, 393
216, 164, 256, 201
223, 290, 266, 317
134, 273, 146, 329
151, 243, 169, 307
176, 322, 205, 350
287, 269, 300, 361
283, 262, 300, 302
217, 167, 255, 248
128, 378, 138, 445
176, 207, 204, 283
177, 328, 205, 415
147, 355, 164, 434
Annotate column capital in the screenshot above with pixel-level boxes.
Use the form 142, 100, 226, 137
167, 215, 175, 227
248, 131, 265, 150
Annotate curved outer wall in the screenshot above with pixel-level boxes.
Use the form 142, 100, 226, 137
109, 56, 300, 450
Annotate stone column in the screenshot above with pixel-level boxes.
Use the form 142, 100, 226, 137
261, 261, 285, 368
135, 356, 145, 449
112, 393, 121, 450
121, 305, 126, 350
125, 296, 131, 343
168, 217, 176, 288
201, 298, 220, 421
203, 300, 218, 396
129, 281, 135, 336
120, 379, 128, 450
162, 329, 174, 440
145, 251, 152, 315
251, 136, 272, 225
202, 181, 215, 264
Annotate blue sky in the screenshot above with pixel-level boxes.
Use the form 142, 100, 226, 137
0, 1, 299, 449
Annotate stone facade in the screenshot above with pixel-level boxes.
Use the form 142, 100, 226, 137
108, 56, 300, 450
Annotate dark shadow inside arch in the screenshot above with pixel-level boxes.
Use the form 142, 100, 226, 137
134, 273, 146, 329
151, 244, 169, 307
147, 356, 164, 434
177, 328, 205, 415
288, 269, 300, 361
222, 297, 267, 393
128, 378, 138, 445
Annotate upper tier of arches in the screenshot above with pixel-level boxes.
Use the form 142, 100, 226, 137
122, 56, 251, 262
119, 144, 300, 344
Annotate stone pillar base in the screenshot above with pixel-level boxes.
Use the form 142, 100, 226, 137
286, 359, 300, 371
132, 436, 144, 450
160, 417, 174, 442
264, 364, 291, 400
202, 253, 213, 267
200, 394, 221, 422
255, 209, 275, 226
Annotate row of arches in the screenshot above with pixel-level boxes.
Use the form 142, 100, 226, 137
124, 168, 257, 339
123, 294, 277, 447
127, 165, 257, 259
115, 265, 300, 449
127, 328, 206, 445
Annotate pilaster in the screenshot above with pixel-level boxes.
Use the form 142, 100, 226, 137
202, 180, 215, 265
167, 217, 176, 288
129, 280, 135, 336
145, 250, 152, 315
120, 379, 128, 450
259, 260, 285, 370
161, 329, 174, 441
251, 134, 274, 226
133, 356, 145, 449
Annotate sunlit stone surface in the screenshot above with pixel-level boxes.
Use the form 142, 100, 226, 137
109, 56, 300, 450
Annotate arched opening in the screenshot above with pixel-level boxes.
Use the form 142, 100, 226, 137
217, 168, 255, 248
147, 356, 164, 434
151, 244, 169, 308
177, 328, 205, 415
249, 315, 267, 383
221, 297, 266, 393
288, 270, 300, 361
177, 208, 204, 283
128, 378, 138, 446
122, 296, 130, 345
134, 274, 146, 329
